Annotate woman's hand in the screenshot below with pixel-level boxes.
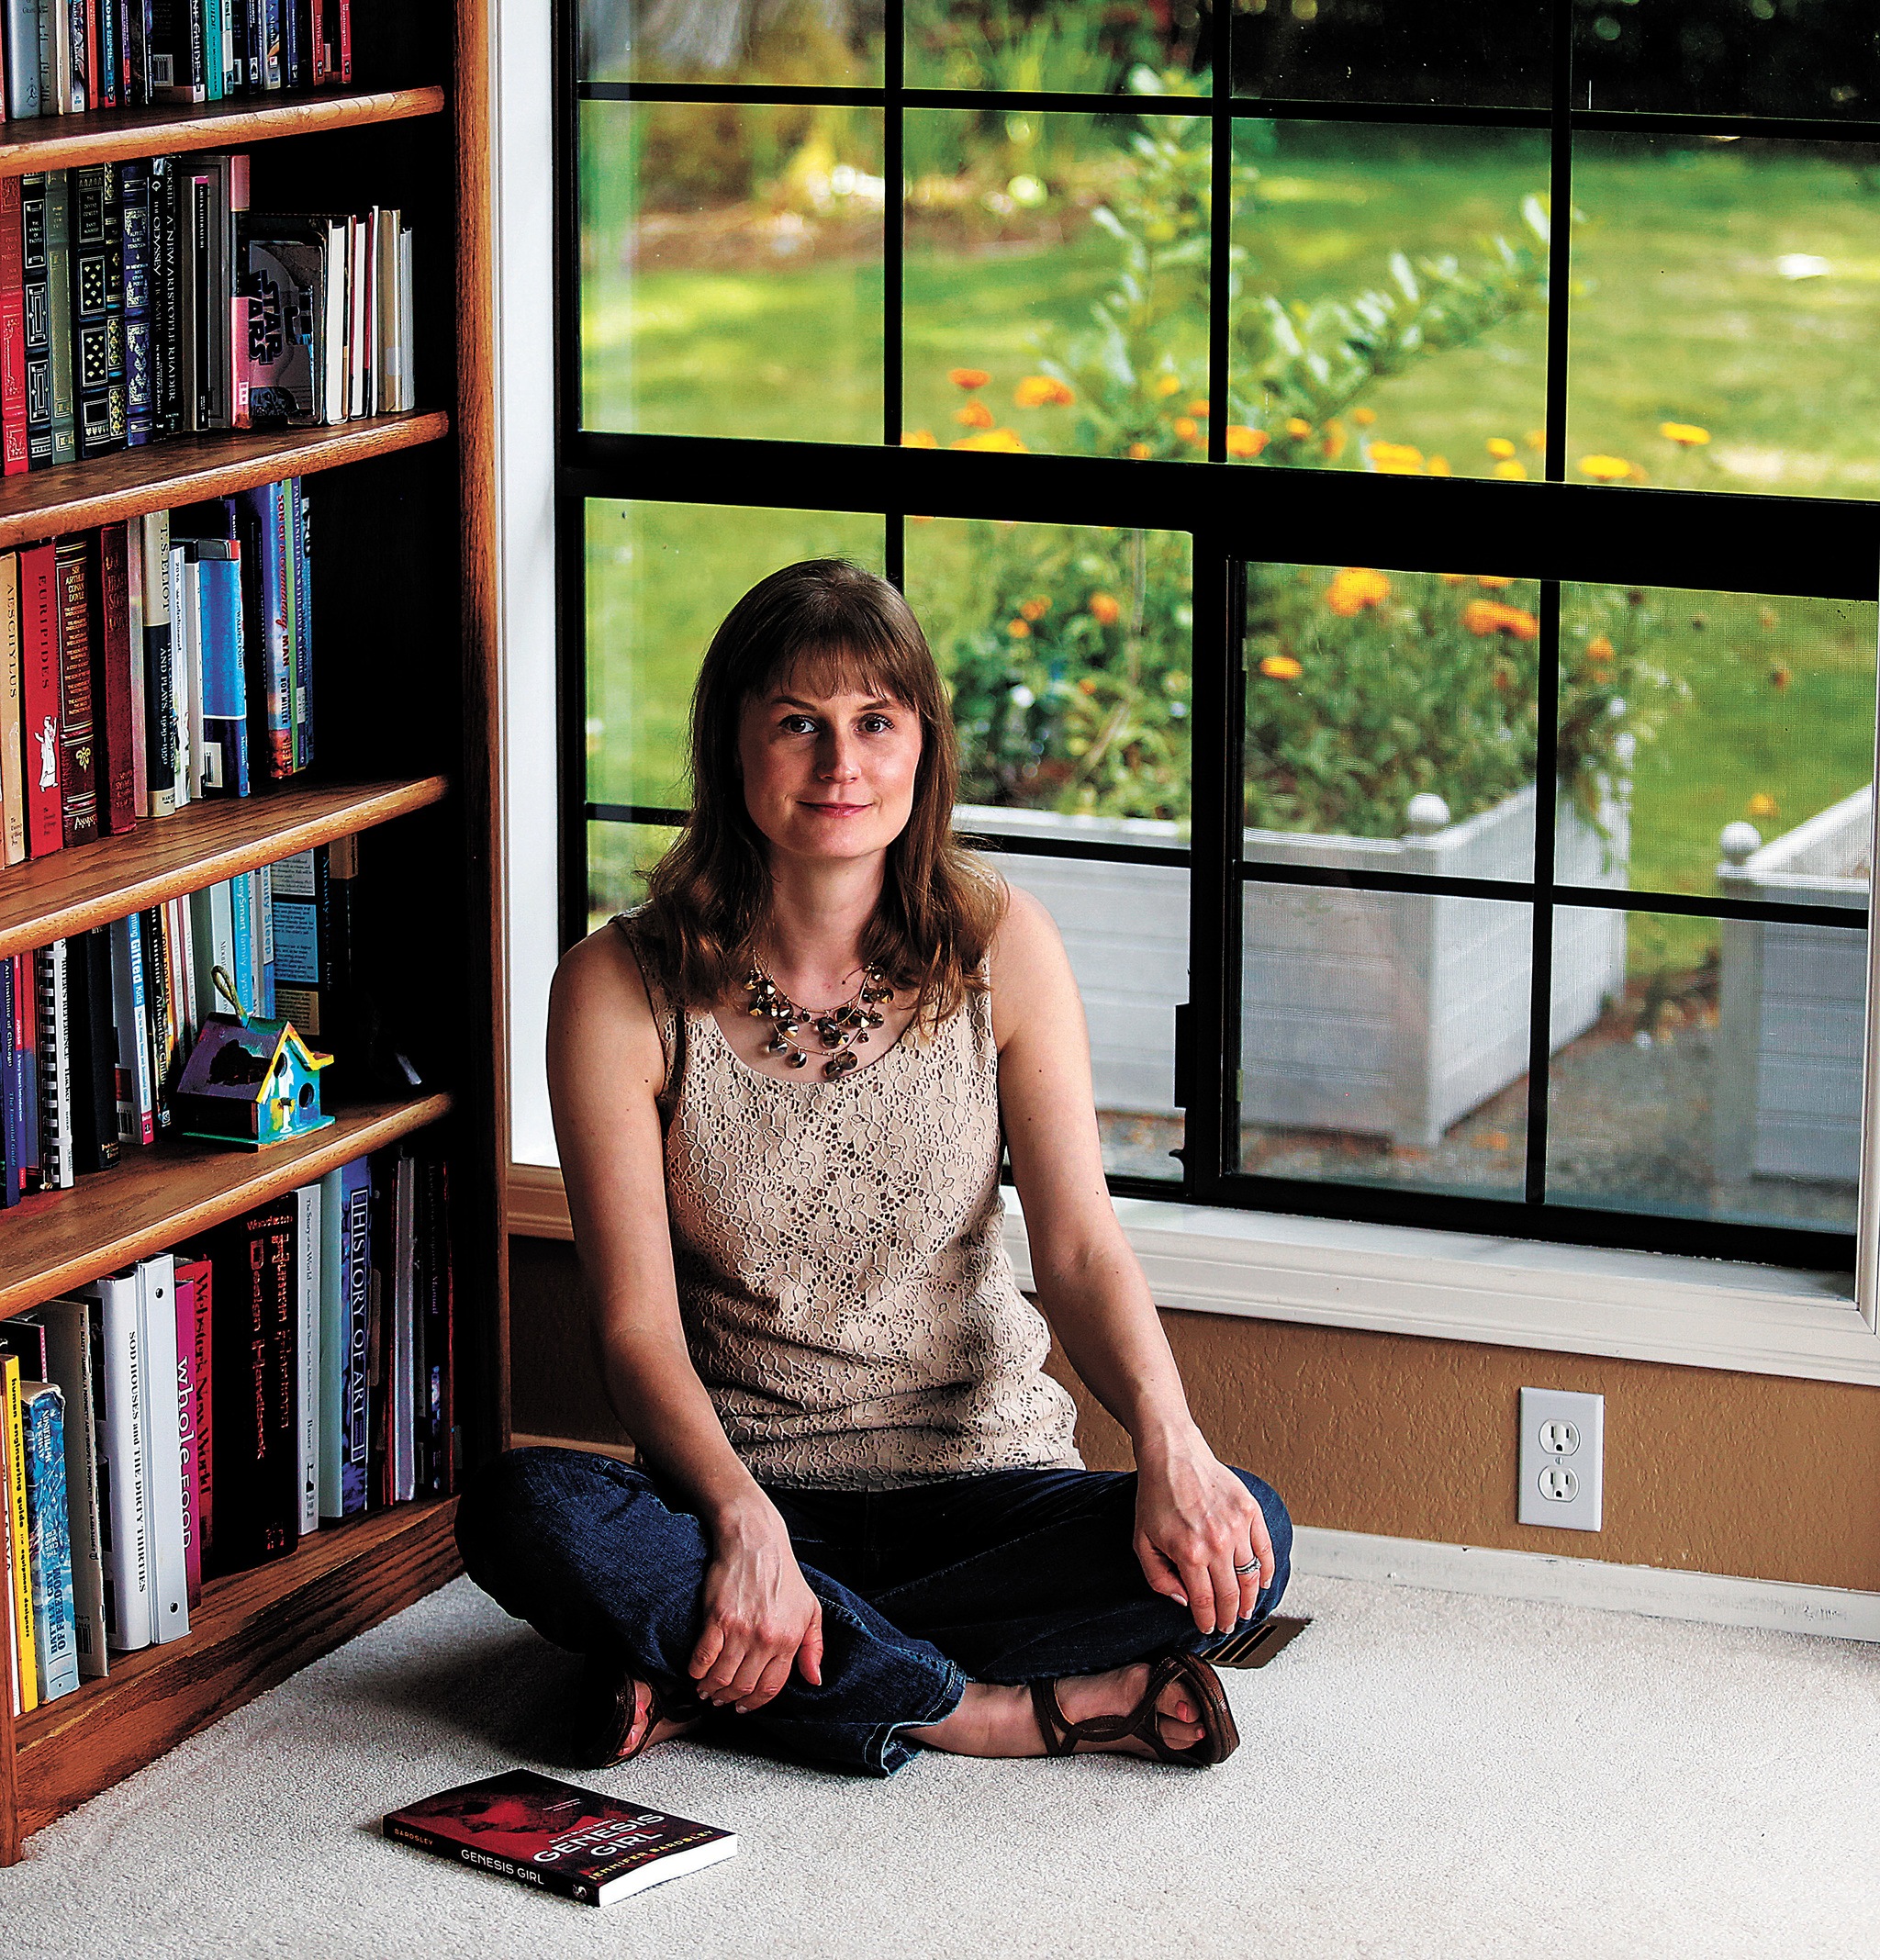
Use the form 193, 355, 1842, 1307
688, 1501, 825, 1714
1133, 1426, 1275, 1638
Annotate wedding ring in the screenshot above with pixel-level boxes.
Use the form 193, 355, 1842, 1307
1234, 1559, 1259, 1574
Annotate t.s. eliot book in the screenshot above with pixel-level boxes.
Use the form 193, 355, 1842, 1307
382, 1770, 737, 1908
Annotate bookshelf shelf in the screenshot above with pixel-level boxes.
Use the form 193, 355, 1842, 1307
0, 85, 448, 179
0, 1090, 453, 1319
0, 773, 451, 957
0, 409, 452, 552
13, 1496, 460, 1840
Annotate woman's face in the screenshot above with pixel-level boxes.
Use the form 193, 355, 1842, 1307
736, 666, 924, 868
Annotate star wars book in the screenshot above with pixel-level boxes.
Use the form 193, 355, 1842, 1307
383, 1769, 737, 1907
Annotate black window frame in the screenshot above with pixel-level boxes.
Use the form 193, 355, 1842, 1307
551, 0, 1880, 1274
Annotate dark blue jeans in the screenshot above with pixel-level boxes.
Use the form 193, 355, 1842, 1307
455, 1448, 1292, 1776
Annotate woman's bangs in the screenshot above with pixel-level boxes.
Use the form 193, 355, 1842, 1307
771, 636, 919, 711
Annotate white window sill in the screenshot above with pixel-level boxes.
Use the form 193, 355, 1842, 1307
510, 1161, 1874, 1383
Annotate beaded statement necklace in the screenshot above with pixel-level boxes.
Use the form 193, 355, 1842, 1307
743, 961, 894, 1078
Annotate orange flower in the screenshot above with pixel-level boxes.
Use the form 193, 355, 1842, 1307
1154, 375, 1182, 398
1089, 592, 1122, 624
1225, 425, 1269, 458
1426, 455, 1451, 476
1006, 618, 1031, 638
955, 399, 995, 430
948, 367, 990, 389
901, 428, 937, 448
1078, 676, 1098, 694
1440, 573, 1470, 585
1769, 666, 1792, 690
950, 428, 1028, 453
1462, 599, 1540, 640
1019, 597, 1050, 621
1172, 416, 1201, 442
1014, 375, 1074, 409
1259, 654, 1304, 679
1660, 421, 1710, 446
1525, 429, 1547, 451
1326, 567, 1392, 616
1367, 441, 1424, 474
1486, 437, 1516, 459
1586, 635, 1615, 663
1493, 459, 1528, 480
1322, 419, 1347, 460
1350, 406, 1377, 427
1477, 575, 1515, 589
1578, 454, 1633, 482
1127, 441, 1151, 459
1186, 399, 1210, 419
1285, 417, 1313, 439
1747, 790, 1779, 820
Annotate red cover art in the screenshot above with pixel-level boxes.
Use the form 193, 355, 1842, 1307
384, 1770, 735, 1906
19, 543, 62, 857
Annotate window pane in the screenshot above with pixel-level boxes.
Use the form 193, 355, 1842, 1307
1239, 881, 1531, 1199
1546, 907, 1866, 1230
1568, 135, 1880, 501
1558, 585, 1879, 900
1244, 563, 1545, 879
589, 819, 683, 935
1574, 0, 1880, 122
581, 100, 885, 440
904, 2, 1208, 94
1232, 0, 1549, 110
908, 514, 1192, 1181
1226, 124, 1550, 478
581, 0, 882, 85
903, 107, 1210, 459
586, 500, 888, 812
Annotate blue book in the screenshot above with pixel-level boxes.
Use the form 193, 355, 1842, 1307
289, 479, 312, 773
237, 480, 291, 778
319, 1155, 371, 1518
195, 542, 249, 797
22, 1381, 79, 1703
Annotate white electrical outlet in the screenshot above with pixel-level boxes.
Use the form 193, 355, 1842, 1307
1517, 1387, 1604, 1530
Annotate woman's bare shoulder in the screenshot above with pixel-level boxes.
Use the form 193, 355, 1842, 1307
549, 917, 666, 1088
987, 882, 1076, 1047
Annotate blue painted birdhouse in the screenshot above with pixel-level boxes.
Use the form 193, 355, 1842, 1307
174, 1014, 336, 1149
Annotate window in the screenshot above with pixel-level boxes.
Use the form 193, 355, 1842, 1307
556, 0, 1879, 1273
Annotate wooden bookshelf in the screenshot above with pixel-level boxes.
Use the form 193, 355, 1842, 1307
0, 4, 500, 1865
13, 1497, 461, 1841
0, 409, 451, 552
0, 775, 450, 956
0, 85, 447, 179
0, 1091, 453, 1319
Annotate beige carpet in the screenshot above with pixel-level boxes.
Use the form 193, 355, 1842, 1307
5, 1570, 1877, 1958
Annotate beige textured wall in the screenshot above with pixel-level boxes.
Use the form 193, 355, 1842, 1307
509, 1238, 1880, 1594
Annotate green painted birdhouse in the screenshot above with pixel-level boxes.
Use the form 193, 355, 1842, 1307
174, 1014, 336, 1149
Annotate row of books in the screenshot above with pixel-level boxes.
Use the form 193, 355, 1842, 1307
1, 0, 353, 118
0, 482, 317, 863
0, 155, 417, 469
0, 837, 357, 1200
0, 1136, 454, 1716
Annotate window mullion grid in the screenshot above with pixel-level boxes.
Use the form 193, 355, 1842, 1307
883, 0, 904, 456
553, 0, 588, 954
1542, 0, 1573, 485
1205, 0, 1232, 465
1523, 579, 1564, 1208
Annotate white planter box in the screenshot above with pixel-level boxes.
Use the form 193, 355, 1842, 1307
1717, 785, 1871, 1186
957, 784, 1629, 1145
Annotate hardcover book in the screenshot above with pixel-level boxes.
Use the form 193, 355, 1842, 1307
173, 1254, 212, 1584
20, 1379, 79, 1703
96, 521, 139, 834
2, 1353, 39, 1712
22, 174, 52, 471
0, 174, 28, 476
53, 530, 99, 847
382, 1771, 738, 1908
318, 1154, 369, 1518
46, 172, 76, 467
120, 157, 154, 445
18, 540, 62, 855
0, 552, 24, 867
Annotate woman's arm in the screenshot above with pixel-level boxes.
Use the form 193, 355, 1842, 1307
990, 888, 1274, 1635
546, 927, 822, 1711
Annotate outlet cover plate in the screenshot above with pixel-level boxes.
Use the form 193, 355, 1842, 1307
1517, 1386, 1605, 1530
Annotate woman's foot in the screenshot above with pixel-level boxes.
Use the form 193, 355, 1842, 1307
582, 1666, 705, 1767
906, 1660, 1214, 1762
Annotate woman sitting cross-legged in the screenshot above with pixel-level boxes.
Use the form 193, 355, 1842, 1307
456, 559, 1292, 1775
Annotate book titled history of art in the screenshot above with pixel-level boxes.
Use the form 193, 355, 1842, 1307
382, 1769, 738, 1908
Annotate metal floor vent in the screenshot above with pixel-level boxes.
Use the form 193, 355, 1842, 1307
1210, 1614, 1312, 1670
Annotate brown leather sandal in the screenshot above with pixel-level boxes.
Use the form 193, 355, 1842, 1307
580, 1661, 705, 1768
1029, 1652, 1240, 1768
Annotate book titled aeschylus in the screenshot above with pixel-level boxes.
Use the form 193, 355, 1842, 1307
383, 1769, 737, 1908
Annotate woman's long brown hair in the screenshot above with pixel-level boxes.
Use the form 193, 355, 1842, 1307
636, 559, 1006, 1025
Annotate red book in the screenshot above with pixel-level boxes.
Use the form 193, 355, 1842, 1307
335, 0, 351, 83
0, 179, 27, 478
18, 543, 62, 857
173, 1260, 212, 1607
54, 533, 98, 848
382, 1771, 738, 1908
95, 523, 136, 836
85, 0, 101, 108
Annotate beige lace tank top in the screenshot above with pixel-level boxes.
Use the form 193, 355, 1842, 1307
614, 913, 1081, 1491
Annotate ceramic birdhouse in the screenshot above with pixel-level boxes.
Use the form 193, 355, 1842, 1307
174, 1013, 336, 1148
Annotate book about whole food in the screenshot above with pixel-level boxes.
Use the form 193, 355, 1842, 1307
53, 530, 99, 847
0, 174, 28, 476
384, 1770, 738, 1907
173, 1254, 211, 1593
21, 1380, 79, 1702
96, 521, 138, 834
203, 1196, 298, 1576
19, 539, 60, 855
13, 1295, 110, 1676
2, 1353, 39, 1711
